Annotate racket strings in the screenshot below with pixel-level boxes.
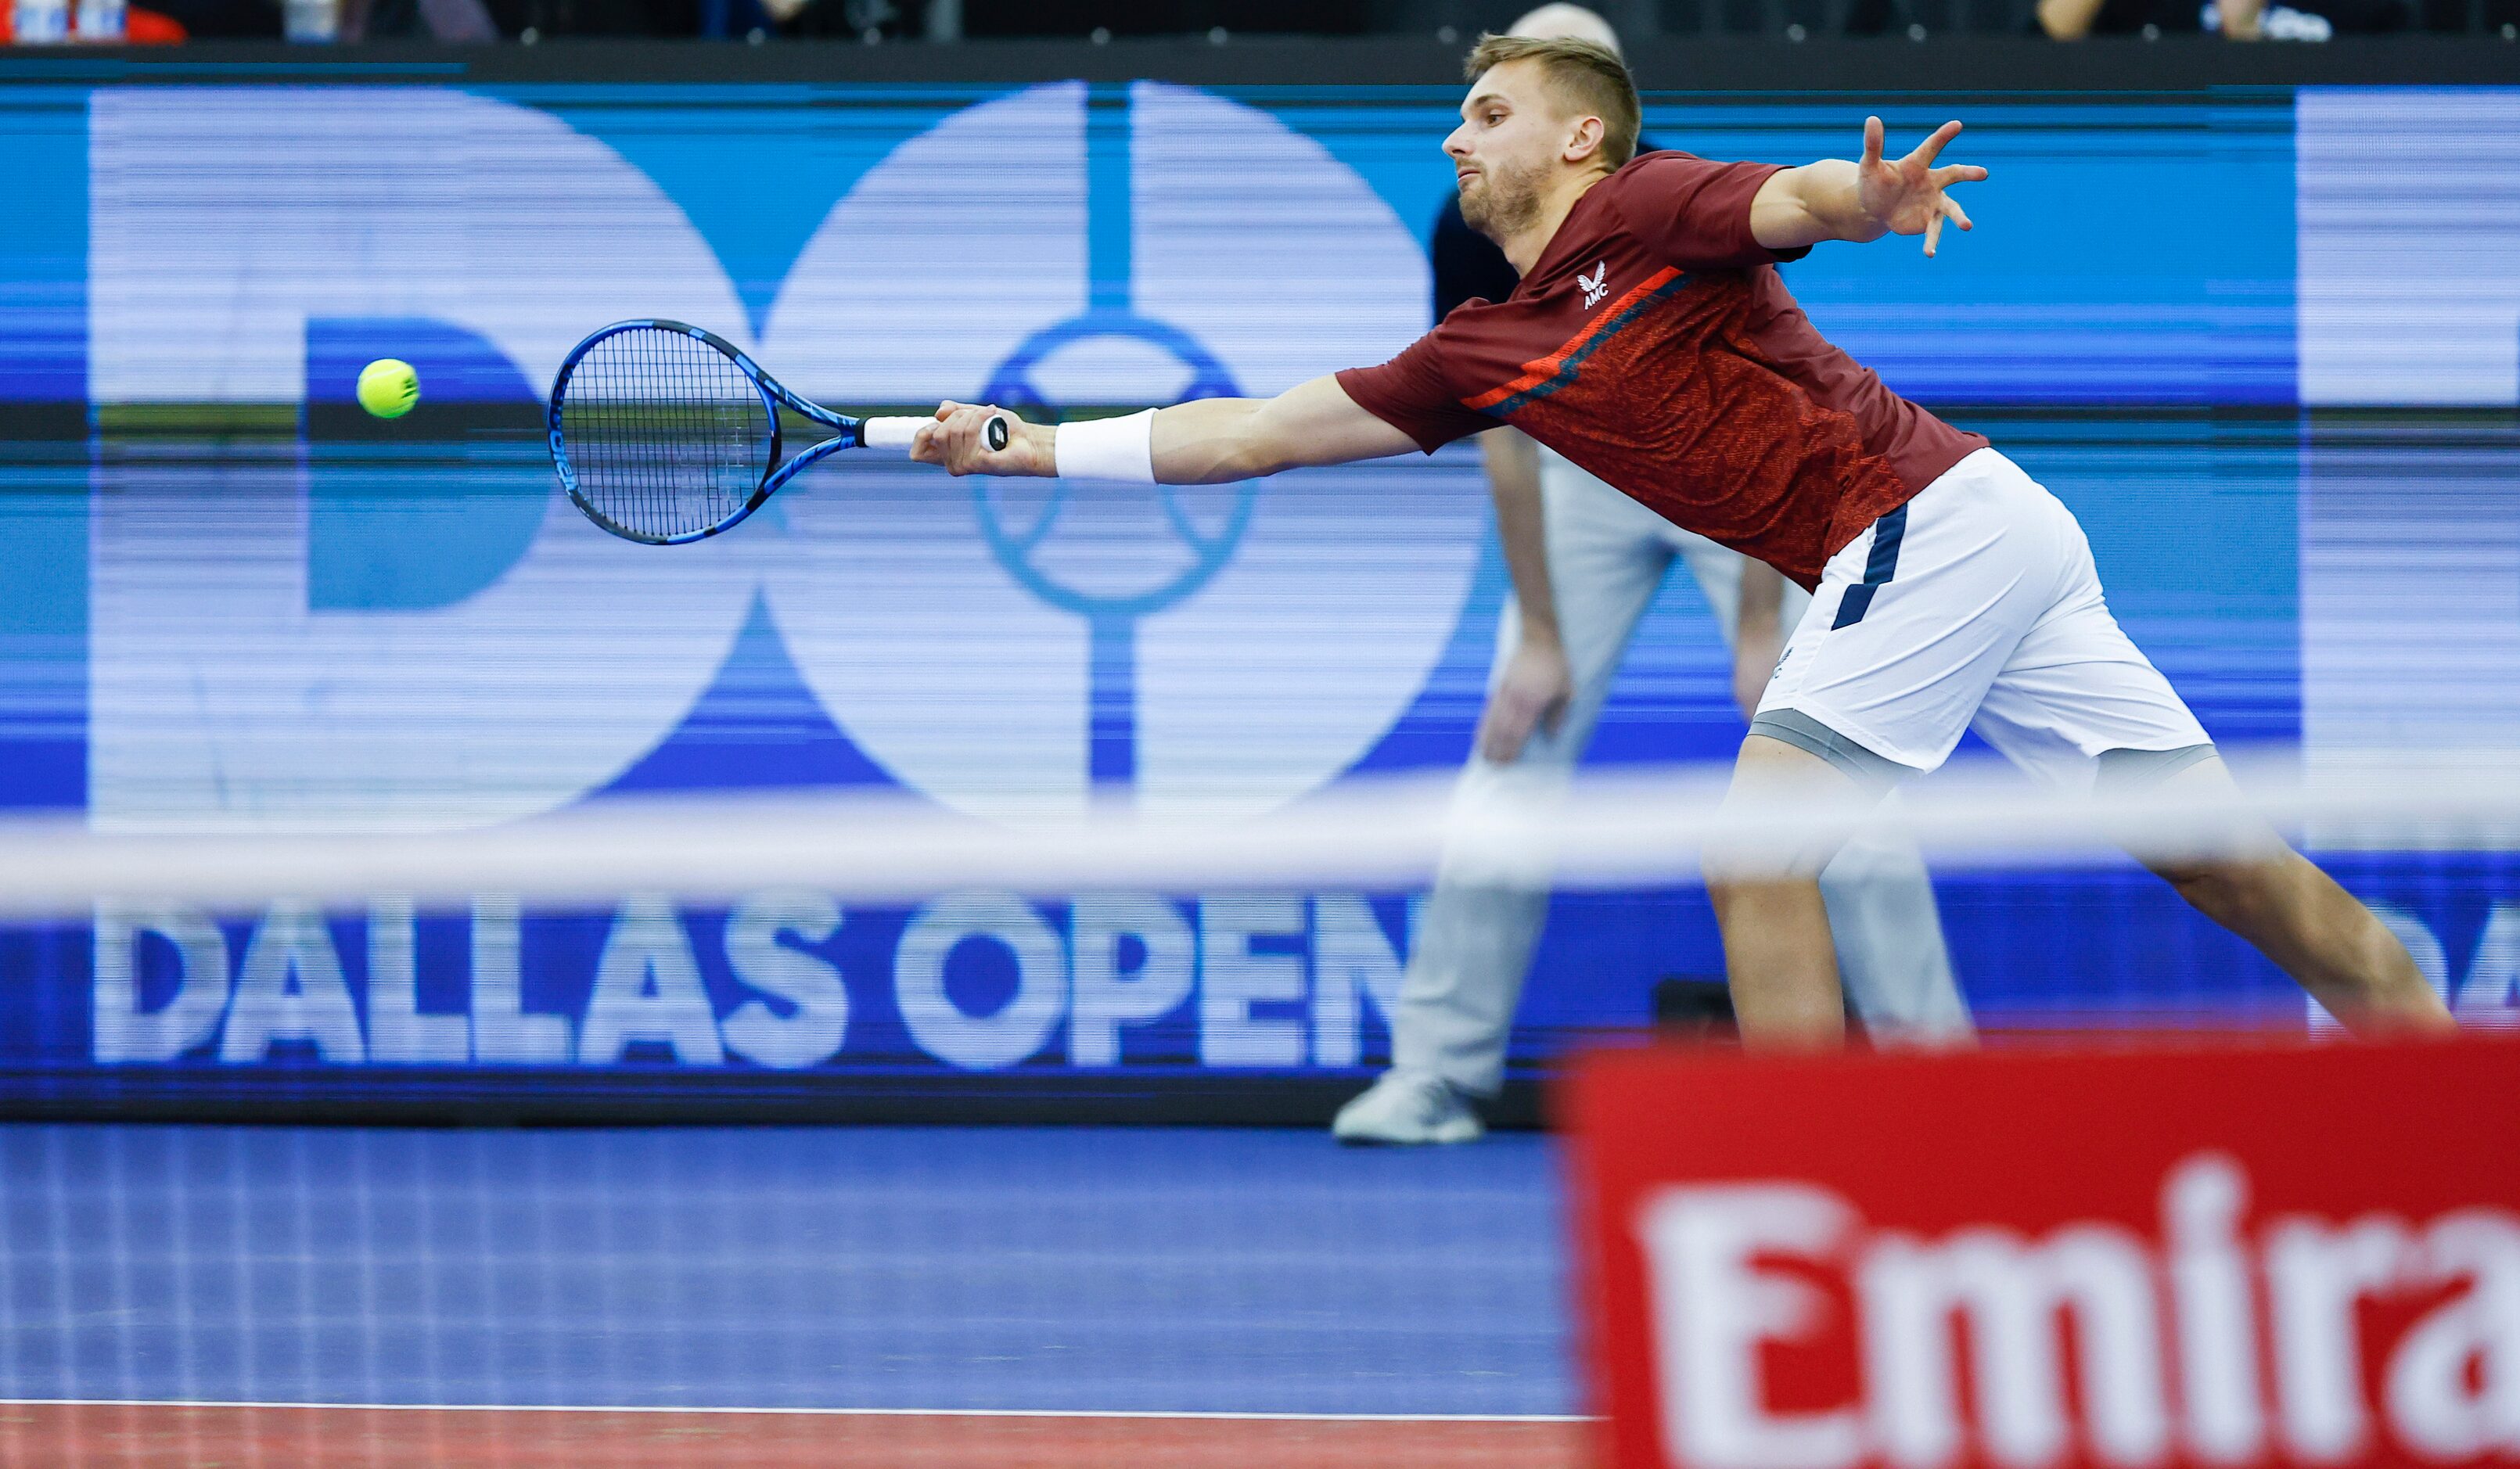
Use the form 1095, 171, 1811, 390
558, 327, 771, 541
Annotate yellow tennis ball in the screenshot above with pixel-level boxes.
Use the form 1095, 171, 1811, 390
357, 358, 420, 419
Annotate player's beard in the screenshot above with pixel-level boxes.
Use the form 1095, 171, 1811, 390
1460, 157, 1544, 241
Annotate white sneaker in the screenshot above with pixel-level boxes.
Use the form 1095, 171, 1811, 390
1331, 1070, 1484, 1146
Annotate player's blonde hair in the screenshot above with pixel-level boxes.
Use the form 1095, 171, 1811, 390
1464, 32, 1641, 171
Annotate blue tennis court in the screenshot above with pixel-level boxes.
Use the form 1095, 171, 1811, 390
0, 1124, 1573, 1418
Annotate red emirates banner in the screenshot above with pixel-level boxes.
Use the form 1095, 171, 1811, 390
1563, 1036, 2520, 1469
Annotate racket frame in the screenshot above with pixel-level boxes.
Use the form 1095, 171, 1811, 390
548, 318, 886, 546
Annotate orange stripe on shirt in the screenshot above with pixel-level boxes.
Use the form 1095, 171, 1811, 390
1460, 266, 1684, 413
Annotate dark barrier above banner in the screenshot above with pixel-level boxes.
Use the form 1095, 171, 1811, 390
3, 34, 2518, 89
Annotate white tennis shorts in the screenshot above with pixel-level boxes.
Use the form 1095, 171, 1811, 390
1753, 447, 2211, 788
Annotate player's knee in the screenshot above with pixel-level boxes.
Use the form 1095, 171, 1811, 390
2152, 857, 2231, 907
1703, 844, 1783, 896
1705, 814, 1842, 889
2152, 851, 2296, 923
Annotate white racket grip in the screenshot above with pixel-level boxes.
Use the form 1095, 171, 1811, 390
861, 415, 1011, 453
859, 417, 929, 451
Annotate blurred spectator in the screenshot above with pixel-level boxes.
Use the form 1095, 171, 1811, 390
0, 0, 496, 38
766, 0, 887, 38
480, 0, 696, 33
2, 0, 183, 33
955, 0, 1370, 35
341, 0, 498, 38
124, 0, 278, 33
2036, 0, 2411, 36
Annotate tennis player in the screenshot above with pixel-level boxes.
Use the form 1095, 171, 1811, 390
915, 34, 2455, 1045
1332, 2, 1970, 1144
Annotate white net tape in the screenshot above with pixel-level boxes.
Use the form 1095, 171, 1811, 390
12, 751, 2520, 918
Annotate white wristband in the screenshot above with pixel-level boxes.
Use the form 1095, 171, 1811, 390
1053, 409, 1157, 483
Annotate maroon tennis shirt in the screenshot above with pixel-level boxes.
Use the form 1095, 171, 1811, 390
1338, 152, 1986, 590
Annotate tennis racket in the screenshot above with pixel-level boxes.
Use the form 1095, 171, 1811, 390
546, 319, 1008, 545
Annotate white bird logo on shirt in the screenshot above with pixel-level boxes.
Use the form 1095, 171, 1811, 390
1580, 261, 1609, 308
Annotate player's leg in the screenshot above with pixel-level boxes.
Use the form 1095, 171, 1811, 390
1723, 449, 2076, 1045
1705, 732, 1875, 1045
2124, 756, 2446, 1033
1968, 520, 2452, 1036
1336, 457, 1676, 1140
1671, 530, 1972, 1043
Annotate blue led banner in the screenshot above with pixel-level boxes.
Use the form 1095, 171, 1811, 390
0, 80, 2513, 1094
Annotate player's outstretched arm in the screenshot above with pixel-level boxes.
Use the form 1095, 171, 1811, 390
1749, 117, 1988, 258
911, 375, 1419, 483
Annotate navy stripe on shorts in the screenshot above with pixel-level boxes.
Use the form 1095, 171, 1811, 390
1829, 503, 1909, 630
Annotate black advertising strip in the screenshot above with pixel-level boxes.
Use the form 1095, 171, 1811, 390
1, 35, 2516, 92
0, 1065, 1551, 1130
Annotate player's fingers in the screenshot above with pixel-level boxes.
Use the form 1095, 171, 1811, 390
1860, 115, 1885, 170
1924, 210, 1944, 257
922, 406, 958, 469
1943, 194, 1974, 232
1930, 163, 1988, 189
961, 408, 1000, 472
1910, 119, 1963, 167
957, 404, 1012, 474
940, 408, 984, 475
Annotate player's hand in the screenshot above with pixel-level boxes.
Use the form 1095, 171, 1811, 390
1855, 117, 1986, 257
912, 401, 1055, 477
1477, 638, 1574, 764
